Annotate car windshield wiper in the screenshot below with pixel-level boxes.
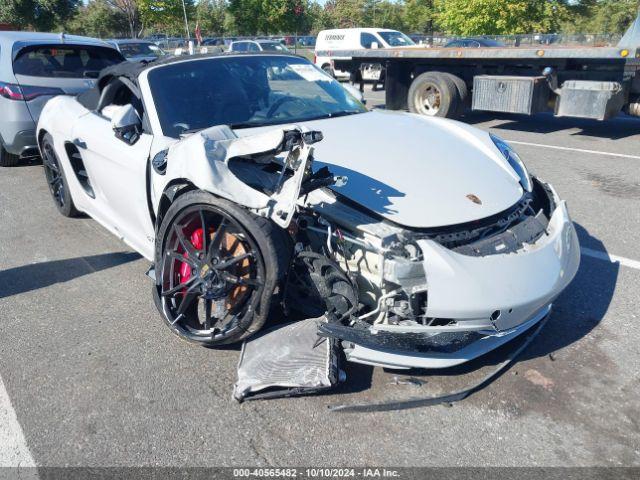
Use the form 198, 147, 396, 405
228, 111, 363, 130
326, 109, 363, 118
229, 122, 271, 129
181, 128, 203, 134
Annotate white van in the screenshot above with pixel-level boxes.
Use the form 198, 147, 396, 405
314, 28, 415, 80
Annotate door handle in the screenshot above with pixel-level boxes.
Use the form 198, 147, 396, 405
72, 138, 87, 149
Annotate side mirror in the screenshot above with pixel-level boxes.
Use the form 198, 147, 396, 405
111, 104, 142, 145
371, 41, 379, 49
343, 83, 366, 105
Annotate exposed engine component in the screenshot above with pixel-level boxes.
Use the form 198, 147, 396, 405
284, 251, 358, 320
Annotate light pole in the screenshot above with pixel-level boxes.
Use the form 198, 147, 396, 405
181, 0, 190, 39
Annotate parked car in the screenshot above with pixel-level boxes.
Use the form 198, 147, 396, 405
298, 36, 316, 47
444, 38, 505, 48
228, 40, 289, 53
107, 39, 166, 62
315, 28, 416, 79
36, 52, 579, 369
409, 34, 428, 45
202, 37, 224, 47
0, 32, 124, 166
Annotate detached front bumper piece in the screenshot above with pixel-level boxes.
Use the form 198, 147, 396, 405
329, 198, 580, 370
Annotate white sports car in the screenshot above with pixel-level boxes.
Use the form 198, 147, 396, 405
37, 53, 580, 369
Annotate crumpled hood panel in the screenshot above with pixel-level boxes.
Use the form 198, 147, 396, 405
297, 110, 524, 228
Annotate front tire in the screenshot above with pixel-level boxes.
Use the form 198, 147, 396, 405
41, 133, 79, 217
153, 191, 290, 346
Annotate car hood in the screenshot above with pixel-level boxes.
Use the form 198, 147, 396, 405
303, 110, 523, 228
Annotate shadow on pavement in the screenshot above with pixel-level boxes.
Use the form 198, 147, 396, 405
463, 111, 640, 140
4, 156, 42, 168
0, 252, 141, 299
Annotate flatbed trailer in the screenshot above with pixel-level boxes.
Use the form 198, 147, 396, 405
324, 16, 640, 121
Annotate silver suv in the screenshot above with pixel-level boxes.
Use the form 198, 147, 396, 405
0, 32, 124, 166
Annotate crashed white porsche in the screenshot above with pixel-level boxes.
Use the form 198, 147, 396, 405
37, 53, 580, 370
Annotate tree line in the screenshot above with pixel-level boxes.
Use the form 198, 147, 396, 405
1, 0, 638, 39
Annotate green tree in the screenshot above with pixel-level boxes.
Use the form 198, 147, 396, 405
264, 0, 313, 34
139, 0, 195, 36
0, 0, 80, 31
329, 0, 365, 28
403, 0, 436, 34
311, 1, 340, 31
68, 0, 129, 37
106, 0, 140, 37
363, 0, 405, 29
435, 0, 570, 35
196, 0, 228, 35
588, 0, 639, 34
227, 0, 263, 34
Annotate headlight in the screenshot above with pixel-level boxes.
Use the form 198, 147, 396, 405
490, 134, 532, 192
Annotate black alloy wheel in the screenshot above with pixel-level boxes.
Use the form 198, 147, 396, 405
41, 133, 79, 217
154, 192, 289, 346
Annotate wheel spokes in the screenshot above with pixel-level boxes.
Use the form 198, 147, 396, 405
161, 275, 197, 297
219, 271, 262, 288
207, 225, 226, 264
199, 210, 209, 254
174, 223, 199, 259
215, 252, 253, 270
175, 282, 201, 317
166, 250, 198, 268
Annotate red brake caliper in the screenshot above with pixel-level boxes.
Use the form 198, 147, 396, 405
179, 228, 204, 285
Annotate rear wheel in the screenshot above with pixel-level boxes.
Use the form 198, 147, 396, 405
153, 191, 290, 346
443, 73, 470, 116
0, 144, 19, 167
41, 133, 79, 217
322, 64, 334, 78
408, 72, 460, 118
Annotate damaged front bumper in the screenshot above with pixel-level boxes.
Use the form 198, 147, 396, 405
333, 196, 581, 370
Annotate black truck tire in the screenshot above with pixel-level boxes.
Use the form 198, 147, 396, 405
442, 72, 470, 116
408, 72, 460, 118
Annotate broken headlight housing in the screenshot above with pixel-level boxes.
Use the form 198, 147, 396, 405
490, 134, 532, 192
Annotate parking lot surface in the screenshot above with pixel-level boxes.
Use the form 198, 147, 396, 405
0, 86, 638, 467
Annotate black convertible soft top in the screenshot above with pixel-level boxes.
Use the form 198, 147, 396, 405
77, 57, 164, 110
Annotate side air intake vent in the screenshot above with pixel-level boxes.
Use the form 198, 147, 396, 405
64, 143, 94, 198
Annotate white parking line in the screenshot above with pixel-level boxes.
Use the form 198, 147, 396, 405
508, 140, 640, 160
0, 375, 36, 469
581, 247, 640, 270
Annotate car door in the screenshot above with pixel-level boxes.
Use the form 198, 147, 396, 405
71, 78, 155, 256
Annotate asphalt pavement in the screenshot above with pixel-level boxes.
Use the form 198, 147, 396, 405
0, 86, 638, 468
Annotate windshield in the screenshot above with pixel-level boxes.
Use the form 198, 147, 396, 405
13, 44, 123, 78
259, 42, 288, 52
148, 55, 367, 138
119, 42, 165, 58
377, 31, 414, 47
